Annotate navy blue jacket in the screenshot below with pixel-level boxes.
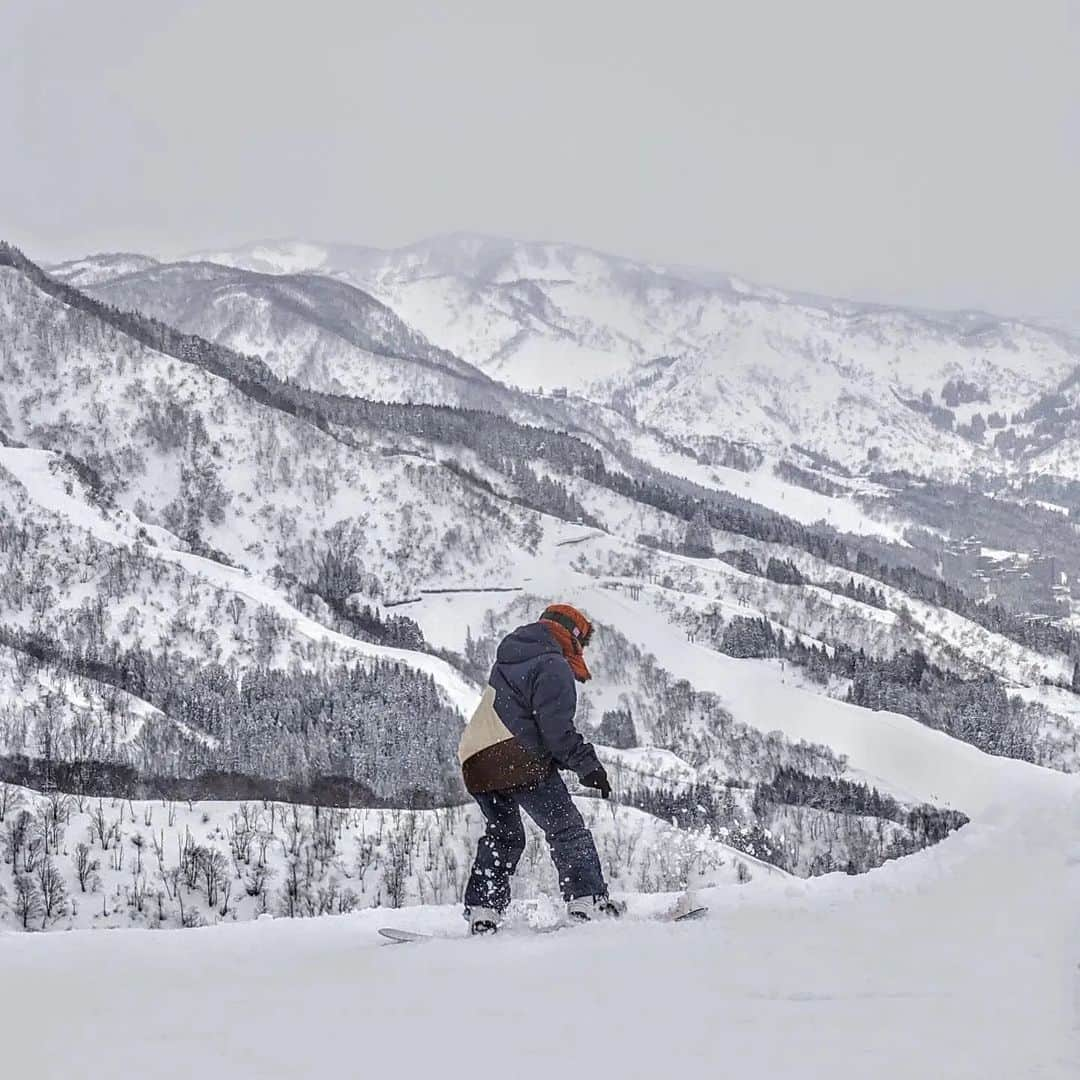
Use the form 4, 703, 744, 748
490, 623, 601, 776
458, 623, 601, 793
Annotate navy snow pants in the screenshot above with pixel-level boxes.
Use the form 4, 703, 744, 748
464, 771, 606, 910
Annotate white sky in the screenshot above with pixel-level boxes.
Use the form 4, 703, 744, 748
2, 0, 1078, 321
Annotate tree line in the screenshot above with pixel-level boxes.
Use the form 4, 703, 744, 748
0, 623, 464, 806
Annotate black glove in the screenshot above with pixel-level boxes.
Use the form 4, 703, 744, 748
581, 767, 611, 799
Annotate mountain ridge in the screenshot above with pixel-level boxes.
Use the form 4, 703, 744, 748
157, 234, 1080, 479
183, 231, 1080, 342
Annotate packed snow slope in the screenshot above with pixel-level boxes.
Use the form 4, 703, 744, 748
3, 742, 1076, 1079
188, 233, 1080, 478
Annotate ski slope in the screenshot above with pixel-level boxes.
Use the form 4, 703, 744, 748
2, 757, 1076, 1079
569, 577, 1019, 811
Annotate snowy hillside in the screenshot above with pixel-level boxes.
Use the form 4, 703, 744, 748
49, 252, 160, 287
188, 234, 1080, 478
0, 255, 540, 600
0, 781, 783, 931
82, 261, 525, 410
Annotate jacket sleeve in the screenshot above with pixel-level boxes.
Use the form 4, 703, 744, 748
530, 657, 602, 778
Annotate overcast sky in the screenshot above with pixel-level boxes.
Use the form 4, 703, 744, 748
2, 0, 1078, 320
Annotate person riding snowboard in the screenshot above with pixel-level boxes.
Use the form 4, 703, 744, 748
459, 604, 623, 934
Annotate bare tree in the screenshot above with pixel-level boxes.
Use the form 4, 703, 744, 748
89, 800, 119, 850
279, 856, 305, 918
311, 810, 338, 868
227, 805, 258, 866
130, 832, 146, 875
226, 595, 246, 626
0, 782, 22, 823
39, 791, 70, 855
12, 873, 43, 930
282, 807, 306, 859
3, 810, 32, 872
194, 846, 228, 909
218, 876, 232, 918
130, 866, 148, 913
74, 842, 101, 893
160, 866, 181, 904
36, 857, 67, 926
355, 836, 376, 894
243, 863, 272, 902
382, 828, 410, 909
178, 829, 199, 889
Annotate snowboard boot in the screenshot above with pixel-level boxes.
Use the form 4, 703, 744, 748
567, 894, 627, 922
464, 906, 500, 935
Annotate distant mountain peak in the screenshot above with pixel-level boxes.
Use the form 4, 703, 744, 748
48, 251, 160, 288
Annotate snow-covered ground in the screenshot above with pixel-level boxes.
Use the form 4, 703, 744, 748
0, 444, 480, 718
2, 760, 1075, 1078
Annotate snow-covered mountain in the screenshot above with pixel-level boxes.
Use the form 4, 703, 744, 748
81, 260, 522, 410
185, 234, 1080, 479
67, 250, 923, 544
49, 251, 160, 287
3, 239, 1080, 1080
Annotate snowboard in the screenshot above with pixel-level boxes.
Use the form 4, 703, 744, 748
378, 905, 707, 945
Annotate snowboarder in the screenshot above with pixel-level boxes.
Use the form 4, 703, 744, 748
459, 604, 622, 934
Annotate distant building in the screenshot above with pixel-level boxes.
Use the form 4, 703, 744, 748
942, 537, 981, 581
963, 543, 1069, 617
